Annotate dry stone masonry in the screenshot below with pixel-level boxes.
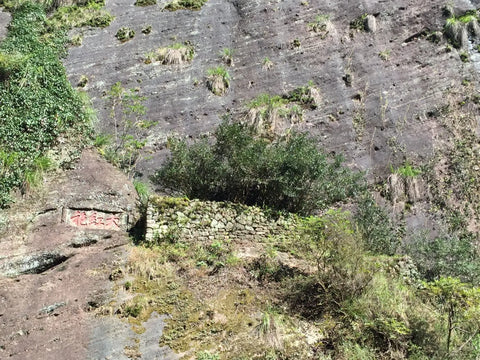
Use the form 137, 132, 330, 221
146, 196, 297, 243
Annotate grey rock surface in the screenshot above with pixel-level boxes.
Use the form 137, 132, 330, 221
0, 8, 10, 42
63, 0, 477, 181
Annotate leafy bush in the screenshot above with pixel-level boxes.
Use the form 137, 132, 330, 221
154, 121, 364, 214
96, 83, 149, 176
134, 0, 157, 6
404, 232, 480, 283
165, 0, 207, 11
46, 0, 114, 31
0, 2, 90, 206
350, 13, 368, 31
116, 27, 135, 42
392, 162, 422, 177
196, 351, 219, 360
354, 193, 399, 255
283, 210, 373, 317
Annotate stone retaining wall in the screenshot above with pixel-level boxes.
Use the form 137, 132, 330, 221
145, 196, 297, 243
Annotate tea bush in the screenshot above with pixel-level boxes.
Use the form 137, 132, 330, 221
154, 121, 364, 214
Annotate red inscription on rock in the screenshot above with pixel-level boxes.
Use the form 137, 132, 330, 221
67, 210, 122, 230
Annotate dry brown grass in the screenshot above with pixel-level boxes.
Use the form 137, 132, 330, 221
145, 43, 195, 65
207, 74, 228, 95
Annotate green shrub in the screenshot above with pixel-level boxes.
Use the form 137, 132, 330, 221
47, 0, 114, 31
196, 351, 219, 360
165, 0, 207, 11
0, 2, 90, 206
354, 193, 399, 255
392, 162, 422, 177
350, 13, 368, 31
220, 47, 234, 66
142, 25, 152, 34
116, 27, 135, 42
154, 121, 364, 214
307, 14, 330, 37
124, 303, 142, 317
404, 232, 480, 283
425, 277, 480, 357
134, 0, 156, 6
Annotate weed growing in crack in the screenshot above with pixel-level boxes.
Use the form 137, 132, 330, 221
220, 47, 234, 66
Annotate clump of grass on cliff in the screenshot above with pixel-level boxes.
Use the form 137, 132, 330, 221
145, 42, 195, 65
164, 0, 207, 11
244, 83, 321, 137
206, 66, 230, 95
46, 0, 114, 31
0, 1, 91, 206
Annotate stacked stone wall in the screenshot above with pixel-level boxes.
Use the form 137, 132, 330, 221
145, 196, 297, 243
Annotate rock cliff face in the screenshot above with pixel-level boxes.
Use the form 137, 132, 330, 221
64, 0, 478, 174
63, 0, 480, 234
2, 0, 480, 358
0, 150, 139, 359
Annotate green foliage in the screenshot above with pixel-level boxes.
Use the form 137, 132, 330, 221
0, 52, 26, 81
307, 14, 330, 38
248, 93, 288, 109
116, 27, 135, 42
133, 180, 149, 211
220, 47, 234, 65
142, 25, 152, 34
286, 210, 373, 311
344, 273, 432, 358
147, 42, 195, 65
460, 51, 470, 62
350, 13, 368, 31
69, 34, 83, 46
46, 0, 114, 31
206, 65, 230, 79
404, 232, 480, 283
286, 82, 320, 109
124, 303, 142, 317
154, 121, 363, 214
354, 193, 399, 255
196, 351, 219, 360
392, 162, 422, 177
378, 49, 391, 61
446, 10, 479, 26
97, 83, 149, 176
425, 277, 480, 357
262, 56, 273, 70
134, 0, 157, 6
165, 0, 207, 11
0, 2, 90, 206
195, 239, 232, 269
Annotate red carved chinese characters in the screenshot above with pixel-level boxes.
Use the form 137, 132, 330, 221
67, 210, 121, 230
70, 211, 87, 226
105, 214, 120, 230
